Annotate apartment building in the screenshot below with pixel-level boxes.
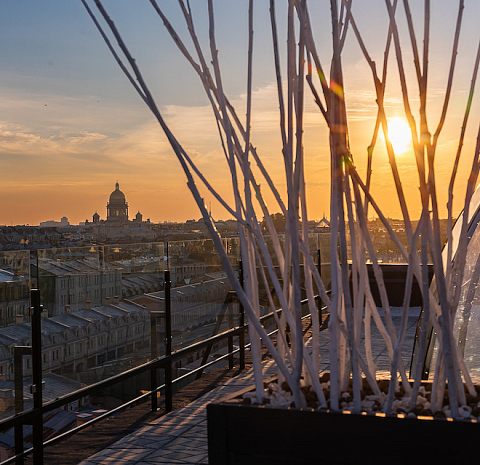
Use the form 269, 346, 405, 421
0, 300, 149, 382
34, 258, 123, 317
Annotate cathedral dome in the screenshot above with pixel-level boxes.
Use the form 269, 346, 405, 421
109, 182, 126, 204
107, 182, 128, 222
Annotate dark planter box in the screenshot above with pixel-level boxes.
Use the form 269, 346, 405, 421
207, 402, 479, 465
367, 263, 434, 307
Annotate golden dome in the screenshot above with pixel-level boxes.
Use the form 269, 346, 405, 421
109, 182, 126, 204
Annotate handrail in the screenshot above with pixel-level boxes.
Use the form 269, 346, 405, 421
0, 286, 327, 465
0, 323, 246, 433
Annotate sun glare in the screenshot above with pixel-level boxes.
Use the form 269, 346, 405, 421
387, 117, 412, 155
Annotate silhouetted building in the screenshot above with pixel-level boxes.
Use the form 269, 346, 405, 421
106, 182, 128, 223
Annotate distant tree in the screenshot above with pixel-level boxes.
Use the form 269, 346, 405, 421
262, 213, 286, 233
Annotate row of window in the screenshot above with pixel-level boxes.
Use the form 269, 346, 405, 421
17, 325, 143, 370
59, 287, 121, 306
0, 284, 30, 302
0, 303, 27, 320
59, 273, 119, 290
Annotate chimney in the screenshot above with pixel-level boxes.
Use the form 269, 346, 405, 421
0, 389, 14, 411
85, 300, 91, 310
113, 295, 119, 304
15, 315, 24, 325
105, 297, 110, 305
64, 305, 71, 314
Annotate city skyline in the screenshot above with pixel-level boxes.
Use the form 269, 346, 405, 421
2, 1, 480, 225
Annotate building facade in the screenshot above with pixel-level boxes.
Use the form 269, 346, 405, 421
35, 258, 123, 317
0, 300, 150, 382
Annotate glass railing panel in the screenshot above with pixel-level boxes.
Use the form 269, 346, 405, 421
28, 244, 164, 400
427, 216, 480, 384
103, 242, 164, 300
167, 240, 239, 355
0, 250, 31, 326
36, 245, 104, 316
318, 230, 332, 291
103, 242, 164, 368
167, 239, 224, 288
0, 250, 31, 421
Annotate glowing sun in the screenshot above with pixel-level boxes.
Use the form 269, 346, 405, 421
387, 117, 412, 154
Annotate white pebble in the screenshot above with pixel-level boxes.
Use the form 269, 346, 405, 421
392, 399, 402, 411
416, 395, 427, 406
361, 400, 375, 410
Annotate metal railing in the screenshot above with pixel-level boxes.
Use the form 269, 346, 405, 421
0, 269, 326, 465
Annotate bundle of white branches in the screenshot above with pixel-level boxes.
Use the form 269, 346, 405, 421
83, 0, 480, 418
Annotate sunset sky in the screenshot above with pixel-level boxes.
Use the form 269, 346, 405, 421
2, 1, 480, 225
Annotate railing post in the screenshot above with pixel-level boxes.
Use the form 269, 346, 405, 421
150, 310, 163, 412
317, 249, 323, 325
228, 335, 234, 369
14, 346, 31, 465
150, 365, 158, 412
238, 260, 245, 370
151, 312, 158, 360
31, 289, 44, 465
164, 269, 173, 413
